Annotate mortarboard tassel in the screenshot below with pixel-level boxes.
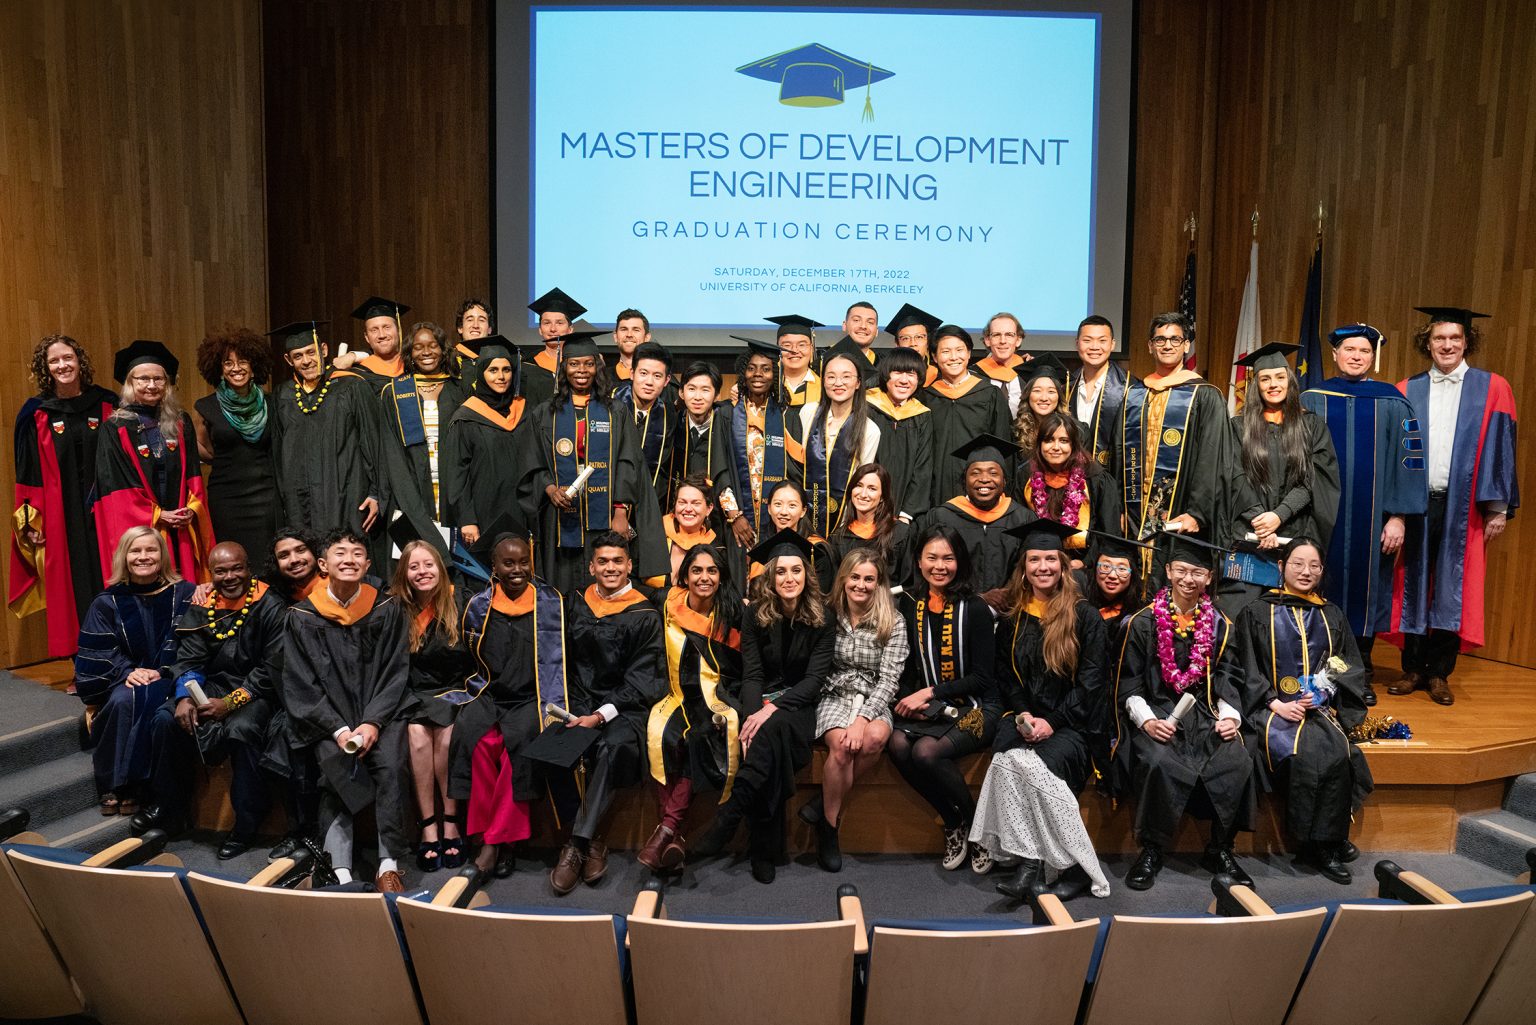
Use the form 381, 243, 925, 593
861, 63, 874, 122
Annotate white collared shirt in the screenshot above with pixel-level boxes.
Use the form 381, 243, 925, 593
1074, 371, 1105, 422
1426, 360, 1468, 492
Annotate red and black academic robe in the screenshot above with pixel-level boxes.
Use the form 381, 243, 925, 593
1389, 368, 1519, 650
11, 386, 118, 656
93, 407, 214, 584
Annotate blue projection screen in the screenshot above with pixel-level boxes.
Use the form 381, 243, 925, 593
495, 1, 1134, 350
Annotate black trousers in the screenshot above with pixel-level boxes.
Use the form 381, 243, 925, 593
148, 706, 271, 835
1402, 491, 1461, 679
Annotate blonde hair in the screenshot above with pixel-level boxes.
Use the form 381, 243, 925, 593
830, 548, 896, 644
1003, 548, 1081, 678
111, 378, 185, 440
107, 525, 181, 587
388, 540, 460, 652
749, 555, 827, 629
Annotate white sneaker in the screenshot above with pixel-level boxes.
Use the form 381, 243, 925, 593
969, 842, 994, 875
941, 827, 967, 870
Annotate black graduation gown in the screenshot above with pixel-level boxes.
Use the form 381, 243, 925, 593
893, 592, 1001, 748
270, 370, 388, 563
438, 396, 531, 545
923, 496, 1032, 595
921, 375, 1012, 507
402, 588, 473, 727
737, 611, 837, 815
165, 587, 285, 749
616, 389, 681, 514
520, 348, 561, 411
1236, 591, 1373, 845
675, 408, 734, 499
281, 587, 410, 842
1112, 377, 1233, 542
1067, 362, 1130, 468
651, 590, 745, 794
193, 393, 280, 565
11, 386, 118, 655
820, 336, 881, 388
991, 599, 1107, 792
350, 354, 406, 398
866, 393, 935, 521
1226, 411, 1342, 547
1014, 463, 1124, 554
566, 587, 667, 791
827, 520, 914, 592
1113, 604, 1256, 846
379, 376, 469, 557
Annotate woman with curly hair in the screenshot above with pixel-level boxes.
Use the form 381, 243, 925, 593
11, 334, 119, 656
191, 325, 280, 561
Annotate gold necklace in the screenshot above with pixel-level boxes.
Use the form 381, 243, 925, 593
208, 582, 257, 640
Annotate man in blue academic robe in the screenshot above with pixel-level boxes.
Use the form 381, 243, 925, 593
1300, 324, 1427, 704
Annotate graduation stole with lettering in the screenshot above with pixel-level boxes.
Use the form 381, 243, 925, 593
1069, 367, 1127, 467
552, 398, 612, 548
1120, 381, 1199, 540
388, 376, 428, 446
1262, 599, 1336, 769
649, 588, 741, 802
804, 410, 860, 538
447, 581, 568, 718
730, 399, 788, 536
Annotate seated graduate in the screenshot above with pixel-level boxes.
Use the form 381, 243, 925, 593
673, 359, 732, 497
889, 523, 1002, 873
282, 527, 411, 891
866, 343, 935, 522
550, 531, 667, 895
439, 335, 530, 556
799, 352, 882, 541
925, 433, 1031, 610
519, 331, 667, 593
1084, 532, 1148, 638
692, 529, 836, 884
139, 542, 285, 859
639, 543, 743, 872
1114, 533, 1256, 891
803, 549, 908, 873
972, 521, 1111, 903
718, 336, 805, 579
614, 341, 681, 511
922, 325, 1012, 507
378, 320, 469, 555
1017, 411, 1122, 569
389, 540, 471, 874
447, 535, 571, 878
746, 480, 837, 593
74, 526, 196, 818
1235, 537, 1373, 884
665, 474, 729, 586
827, 463, 914, 590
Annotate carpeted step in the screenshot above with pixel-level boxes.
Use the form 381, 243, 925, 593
0, 712, 84, 778
0, 750, 99, 830
27, 804, 137, 854
1455, 809, 1536, 876
1501, 772, 1536, 822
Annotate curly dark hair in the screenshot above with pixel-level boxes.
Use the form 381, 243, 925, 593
403, 320, 458, 376
29, 334, 96, 397
1414, 318, 1481, 360
196, 326, 272, 387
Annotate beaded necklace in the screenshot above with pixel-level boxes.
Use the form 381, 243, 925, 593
293, 374, 334, 414
208, 581, 258, 640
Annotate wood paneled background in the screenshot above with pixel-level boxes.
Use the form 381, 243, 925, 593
5, 0, 1536, 666
0, 0, 267, 668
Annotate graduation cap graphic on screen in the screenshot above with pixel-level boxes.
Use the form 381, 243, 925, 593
736, 43, 893, 120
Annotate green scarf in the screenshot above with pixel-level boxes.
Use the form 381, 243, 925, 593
216, 380, 268, 443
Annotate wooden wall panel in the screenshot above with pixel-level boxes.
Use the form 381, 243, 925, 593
261, 0, 491, 350
0, 0, 267, 668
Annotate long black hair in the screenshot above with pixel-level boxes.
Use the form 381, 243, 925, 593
912, 522, 976, 599
1239, 366, 1310, 495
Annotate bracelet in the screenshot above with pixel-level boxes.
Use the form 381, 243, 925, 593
226, 688, 251, 710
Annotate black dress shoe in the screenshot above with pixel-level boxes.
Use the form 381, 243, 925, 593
689, 806, 744, 860
1125, 846, 1162, 891
1363, 682, 1378, 707
494, 854, 516, 878
814, 818, 843, 873
1050, 864, 1094, 902
129, 805, 186, 838
1337, 840, 1360, 863
1201, 846, 1253, 888
995, 858, 1043, 901
217, 833, 254, 861
1312, 849, 1352, 885
268, 835, 304, 862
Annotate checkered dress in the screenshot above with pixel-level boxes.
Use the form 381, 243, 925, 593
814, 614, 909, 738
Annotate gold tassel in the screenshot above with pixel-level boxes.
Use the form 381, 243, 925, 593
861, 64, 874, 122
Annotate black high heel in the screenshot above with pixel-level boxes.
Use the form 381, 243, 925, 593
439, 815, 466, 870
415, 816, 442, 873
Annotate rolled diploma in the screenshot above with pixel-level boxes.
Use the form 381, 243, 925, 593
544, 702, 577, 724
1166, 691, 1198, 726
184, 680, 209, 707
564, 465, 595, 499
342, 733, 365, 754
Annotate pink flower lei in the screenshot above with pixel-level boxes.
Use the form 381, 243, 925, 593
1152, 587, 1216, 693
1030, 463, 1089, 527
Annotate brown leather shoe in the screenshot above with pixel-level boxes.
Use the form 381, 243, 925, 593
582, 840, 609, 884
550, 843, 584, 895
374, 870, 405, 893
1429, 676, 1455, 705
1387, 671, 1425, 696
659, 832, 687, 870
636, 825, 672, 871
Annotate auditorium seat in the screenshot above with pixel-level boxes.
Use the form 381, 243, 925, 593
862, 892, 1100, 1025
626, 880, 865, 1025
1462, 848, 1536, 1024
396, 870, 630, 1025
5, 829, 241, 1025
0, 807, 90, 1020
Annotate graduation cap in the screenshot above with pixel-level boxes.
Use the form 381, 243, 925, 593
523, 723, 600, 769
387, 513, 425, 553
350, 296, 411, 322
884, 303, 942, 338
736, 44, 893, 112
1328, 324, 1384, 348
951, 432, 1020, 468
765, 314, 822, 341
267, 320, 330, 353
1004, 518, 1079, 553
632, 341, 673, 370
1021, 353, 1069, 389
731, 335, 783, 361
1234, 341, 1298, 372
1159, 530, 1229, 572
1414, 306, 1490, 330
1086, 530, 1153, 563
113, 340, 180, 383
932, 324, 974, 354
556, 329, 612, 360
529, 287, 588, 320
748, 528, 815, 566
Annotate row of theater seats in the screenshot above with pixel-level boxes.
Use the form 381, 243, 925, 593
2, 803, 1534, 1025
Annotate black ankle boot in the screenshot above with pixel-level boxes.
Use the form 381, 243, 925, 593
815, 816, 842, 873
1051, 864, 1093, 901
749, 817, 776, 884
797, 792, 825, 826
995, 858, 1043, 901
690, 803, 744, 860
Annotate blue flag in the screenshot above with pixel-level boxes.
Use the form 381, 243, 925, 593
1296, 239, 1324, 390
1177, 246, 1197, 370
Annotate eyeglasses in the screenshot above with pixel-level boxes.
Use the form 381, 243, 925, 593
1096, 564, 1133, 577
987, 331, 1021, 340
1151, 335, 1187, 346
